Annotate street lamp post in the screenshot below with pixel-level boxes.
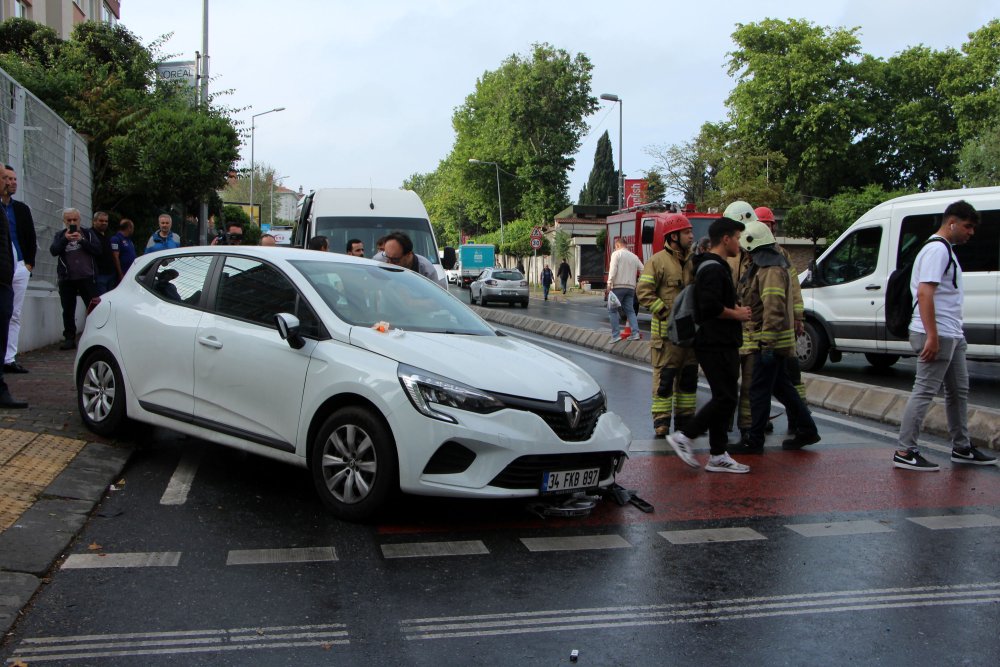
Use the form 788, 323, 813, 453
270, 175, 289, 227
249, 107, 285, 225
600, 93, 623, 210
468, 159, 508, 248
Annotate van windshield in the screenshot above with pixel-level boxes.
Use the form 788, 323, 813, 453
314, 217, 439, 264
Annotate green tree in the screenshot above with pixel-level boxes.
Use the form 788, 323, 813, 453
726, 19, 865, 199
645, 121, 727, 206
781, 200, 840, 255
946, 19, 1000, 143
221, 162, 291, 228
958, 123, 1000, 186
641, 169, 666, 203
554, 229, 572, 261
578, 130, 617, 205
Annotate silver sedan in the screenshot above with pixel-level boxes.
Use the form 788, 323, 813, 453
469, 268, 529, 308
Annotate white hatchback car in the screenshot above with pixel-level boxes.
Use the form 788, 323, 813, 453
75, 247, 631, 520
469, 267, 530, 308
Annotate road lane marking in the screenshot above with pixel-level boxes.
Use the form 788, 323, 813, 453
9, 623, 349, 663
784, 520, 894, 537
226, 546, 337, 565
659, 527, 767, 544
160, 449, 203, 505
61, 552, 181, 569
520, 535, 631, 552
381, 540, 489, 558
907, 514, 1000, 530
399, 581, 1000, 640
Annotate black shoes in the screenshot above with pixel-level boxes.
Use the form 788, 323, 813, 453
59, 338, 76, 351
893, 450, 940, 471
951, 447, 998, 466
0, 389, 28, 409
782, 431, 821, 450
3, 361, 28, 373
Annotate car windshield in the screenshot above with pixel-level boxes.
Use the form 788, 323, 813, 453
493, 270, 523, 281
313, 217, 439, 264
290, 260, 494, 335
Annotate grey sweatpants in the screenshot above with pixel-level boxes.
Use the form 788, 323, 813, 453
897, 333, 969, 452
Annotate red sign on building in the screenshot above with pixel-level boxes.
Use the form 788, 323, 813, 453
624, 179, 648, 208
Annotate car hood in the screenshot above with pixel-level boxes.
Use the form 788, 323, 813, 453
348, 328, 600, 401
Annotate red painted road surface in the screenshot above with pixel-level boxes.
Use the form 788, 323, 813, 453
378, 446, 1000, 534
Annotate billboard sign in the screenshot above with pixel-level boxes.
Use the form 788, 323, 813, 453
624, 179, 648, 208
156, 61, 198, 89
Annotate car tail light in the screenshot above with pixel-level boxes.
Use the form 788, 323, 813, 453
485, 280, 498, 286
520, 281, 528, 287
86, 296, 101, 316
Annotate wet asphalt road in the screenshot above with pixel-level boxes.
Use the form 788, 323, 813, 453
455, 285, 1000, 410
3, 329, 998, 666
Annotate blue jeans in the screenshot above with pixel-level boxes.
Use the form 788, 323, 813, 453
542, 284, 551, 299
748, 350, 816, 447
609, 288, 639, 339
95, 273, 116, 295
898, 334, 968, 452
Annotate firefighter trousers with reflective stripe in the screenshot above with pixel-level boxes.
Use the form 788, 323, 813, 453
737, 351, 808, 432
650, 337, 697, 432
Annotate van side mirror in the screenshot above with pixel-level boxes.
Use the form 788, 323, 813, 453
275, 313, 306, 349
442, 246, 457, 270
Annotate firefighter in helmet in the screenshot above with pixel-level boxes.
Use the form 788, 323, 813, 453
636, 212, 698, 439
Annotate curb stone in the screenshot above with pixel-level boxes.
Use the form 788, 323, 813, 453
472, 304, 999, 451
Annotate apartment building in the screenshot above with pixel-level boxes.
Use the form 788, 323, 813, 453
0, 1, 119, 39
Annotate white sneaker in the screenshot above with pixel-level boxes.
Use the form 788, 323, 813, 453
666, 432, 699, 468
706, 452, 750, 474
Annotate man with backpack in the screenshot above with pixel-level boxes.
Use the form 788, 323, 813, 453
636, 213, 699, 462
667, 217, 752, 472
893, 200, 996, 471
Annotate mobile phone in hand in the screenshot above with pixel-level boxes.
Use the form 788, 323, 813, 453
68, 224, 78, 233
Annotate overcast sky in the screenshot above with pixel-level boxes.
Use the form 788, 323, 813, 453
120, 0, 996, 204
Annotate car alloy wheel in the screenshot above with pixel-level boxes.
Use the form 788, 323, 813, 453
311, 406, 396, 521
77, 350, 127, 436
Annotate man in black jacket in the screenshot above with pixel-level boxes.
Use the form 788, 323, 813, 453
2, 165, 36, 374
50, 208, 101, 350
667, 218, 750, 472
0, 182, 28, 408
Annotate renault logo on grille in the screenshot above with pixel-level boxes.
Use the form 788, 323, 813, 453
563, 395, 582, 429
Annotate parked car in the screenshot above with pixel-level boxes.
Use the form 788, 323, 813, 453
469, 268, 529, 307
798, 186, 1000, 371
75, 247, 630, 520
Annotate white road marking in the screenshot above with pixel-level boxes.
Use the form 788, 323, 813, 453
907, 514, 1000, 530
399, 581, 1000, 640
226, 546, 337, 565
9, 624, 349, 663
520, 535, 631, 552
61, 552, 181, 569
785, 520, 894, 537
659, 527, 767, 544
160, 449, 203, 505
381, 540, 489, 559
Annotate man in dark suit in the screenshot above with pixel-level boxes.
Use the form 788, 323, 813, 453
0, 168, 28, 408
2, 164, 36, 375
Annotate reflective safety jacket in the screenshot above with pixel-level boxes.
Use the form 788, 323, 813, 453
741, 246, 797, 355
731, 244, 802, 354
636, 245, 692, 340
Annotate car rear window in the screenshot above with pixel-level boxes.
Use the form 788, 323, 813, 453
493, 271, 523, 281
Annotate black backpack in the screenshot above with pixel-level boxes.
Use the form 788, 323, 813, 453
884, 236, 956, 339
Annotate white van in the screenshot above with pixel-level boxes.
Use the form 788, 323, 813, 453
292, 188, 449, 283
798, 186, 1000, 371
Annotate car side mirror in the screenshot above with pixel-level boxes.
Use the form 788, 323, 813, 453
275, 313, 305, 349
442, 246, 457, 270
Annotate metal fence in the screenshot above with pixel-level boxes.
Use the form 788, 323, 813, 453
0, 66, 93, 287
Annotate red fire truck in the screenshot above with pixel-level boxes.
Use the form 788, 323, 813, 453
603, 202, 717, 282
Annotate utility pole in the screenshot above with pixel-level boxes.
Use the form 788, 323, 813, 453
198, 0, 210, 244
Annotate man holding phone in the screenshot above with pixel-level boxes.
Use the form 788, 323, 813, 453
49, 208, 101, 350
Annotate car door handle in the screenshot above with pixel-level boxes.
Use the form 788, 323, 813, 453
865, 284, 881, 291
198, 336, 223, 349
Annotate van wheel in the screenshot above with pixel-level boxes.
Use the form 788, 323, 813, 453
77, 349, 128, 437
864, 353, 900, 370
310, 406, 397, 522
797, 321, 829, 372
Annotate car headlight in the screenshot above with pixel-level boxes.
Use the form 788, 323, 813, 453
398, 364, 504, 423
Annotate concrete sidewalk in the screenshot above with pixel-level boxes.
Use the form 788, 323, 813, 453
0, 345, 131, 636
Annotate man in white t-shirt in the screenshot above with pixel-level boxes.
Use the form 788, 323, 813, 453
606, 238, 644, 342
893, 200, 996, 471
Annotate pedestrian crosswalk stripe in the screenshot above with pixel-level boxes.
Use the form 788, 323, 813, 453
659, 527, 766, 544
785, 520, 894, 537
381, 540, 489, 558
62, 552, 181, 569
520, 535, 631, 552
906, 514, 1000, 530
226, 546, 337, 565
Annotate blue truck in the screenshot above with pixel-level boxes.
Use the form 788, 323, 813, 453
458, 243, 496, 287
